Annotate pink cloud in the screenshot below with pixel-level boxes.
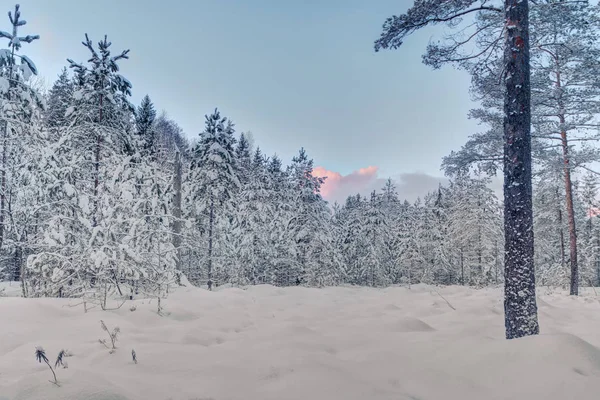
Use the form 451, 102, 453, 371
313, 167, 450, 204
314, 166, 380, 203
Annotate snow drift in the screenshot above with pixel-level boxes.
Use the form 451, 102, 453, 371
1, 283, 600, 400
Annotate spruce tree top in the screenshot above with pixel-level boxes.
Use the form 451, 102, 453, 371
0, 4, 39, 83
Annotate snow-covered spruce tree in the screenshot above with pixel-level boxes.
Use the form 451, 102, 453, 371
219, 134, 256, 285
180, 156, 204, 284
234, 132, 252, 186
446, 173, 503, 286
533, 167, 569, 286
25, 35, 140, 299
375, 0, 539, 338
66, 34, 134, 224
333, 194, 366, 285
189, 109, 239, 285
45, 67, 74, 132
154, 112, 189, 164
359, 191, 388, 286
287, 148, 338, 286
223, 147, 274, 285
265, 154, 296, 286
135, 95, 157, 158
420, 186, 453, 285
0, 4, 41, 272
3, 115, 46, 287
399, 199, 426, 288
379, 179, 403, 284
579, 172, 600, 286
118, 158, 178, 303
572, 177, 594, 287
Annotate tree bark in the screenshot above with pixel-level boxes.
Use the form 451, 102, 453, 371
503, 0, 539, 339
557, 192, 566, 269
494, 240, 499, 285
537, 41, 580, 295
561, 130, 578, 295
554, 66, 579, 295
172, 151, 183, 277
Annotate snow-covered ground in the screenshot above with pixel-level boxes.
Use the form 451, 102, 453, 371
1, 282, 600, 400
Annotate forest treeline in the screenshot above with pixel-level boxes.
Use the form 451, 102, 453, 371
1, 2, 600, 311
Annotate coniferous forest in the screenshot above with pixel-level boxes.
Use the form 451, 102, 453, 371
1, 2, 600, 326
6, 2, 600, 399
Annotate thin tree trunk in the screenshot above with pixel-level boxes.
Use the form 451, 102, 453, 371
207, 196, 214, 282
503, 0, 539, 339
0, 121, 7, 254
93, 94, 103, 228
561, 130, 578, 295
557, 199, 566, 269
477, 196, 483, 280
408, 260, 412, 290
172, 151, 182, 278
12, 243, 20, 282
460, 248, 464, 286
494, 240, 499, 285
540, 46, 579, 295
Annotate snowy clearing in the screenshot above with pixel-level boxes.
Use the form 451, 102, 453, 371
2, 283, 600, 400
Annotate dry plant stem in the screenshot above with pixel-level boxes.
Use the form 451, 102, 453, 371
43, 359, 58, 385
432, 288, 456, 311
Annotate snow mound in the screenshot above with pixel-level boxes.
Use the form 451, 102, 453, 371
2, 284, 600, 399
384, 317, 435, 332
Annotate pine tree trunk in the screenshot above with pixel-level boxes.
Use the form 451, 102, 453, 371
503, 0, 539, 339
557, 201, 566, 269
207, 197, 214, 282
561, 132, 578, 295
547, 48, 579, 295
172, 152, 183, 276
494, 240, 499, 285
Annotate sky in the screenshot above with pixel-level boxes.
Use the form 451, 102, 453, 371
11, 0, 482, 204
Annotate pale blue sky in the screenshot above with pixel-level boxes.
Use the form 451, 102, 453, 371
11, 0, 480, 196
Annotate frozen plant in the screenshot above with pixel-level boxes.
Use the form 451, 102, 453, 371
55, 350, 68, 369
99, 320, 120, 353
35, 347, 66, 386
